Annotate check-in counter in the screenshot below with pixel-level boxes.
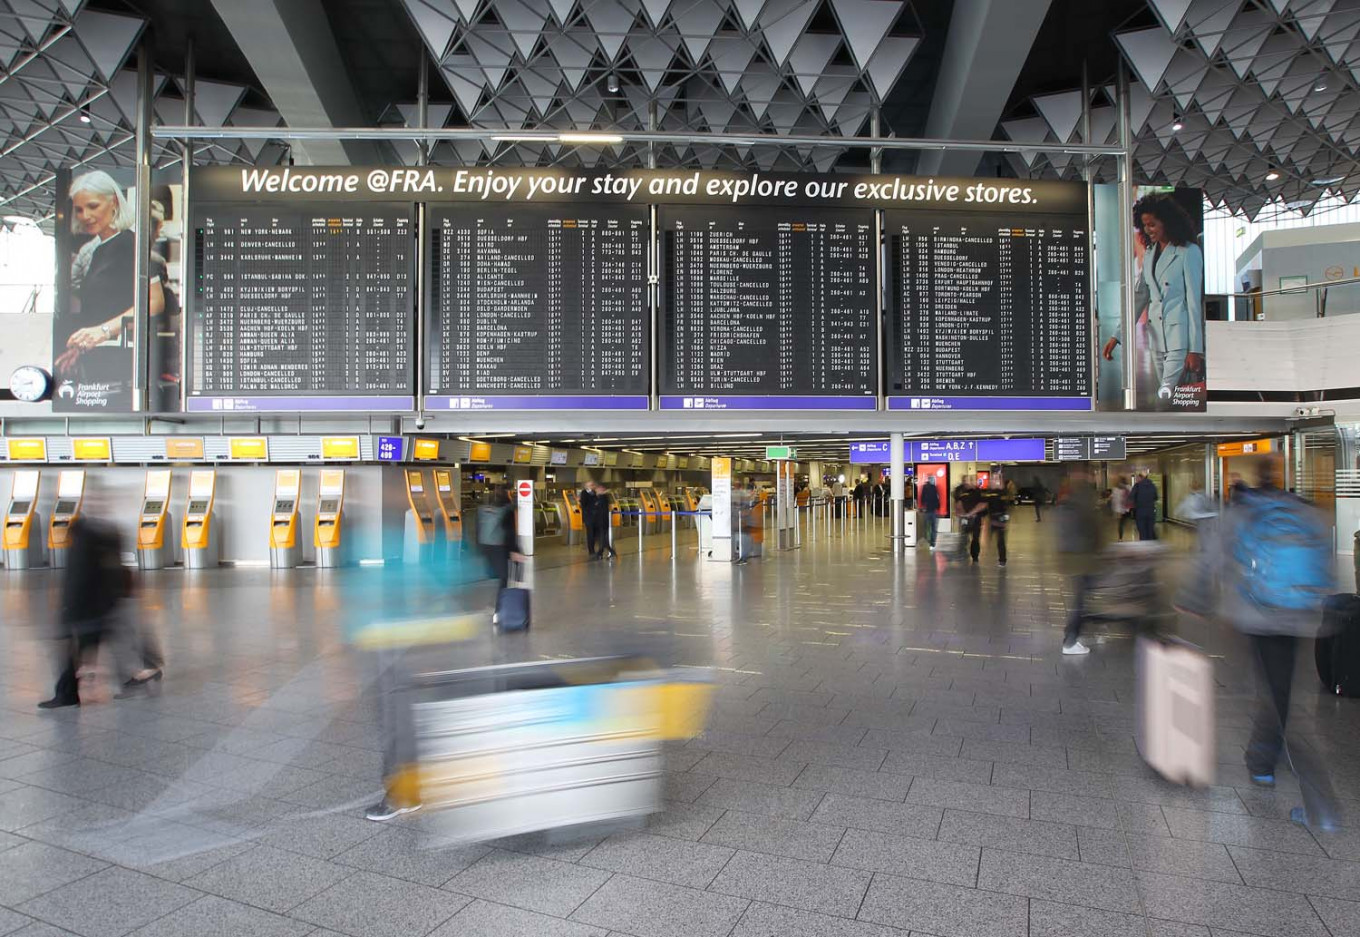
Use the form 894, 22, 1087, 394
3, 470, 43, 569
137, 470, 174, 569
433, 469, 462, 555
47, 470, 85, 568
404, 469, 435, 564
314, 469, 345, 568
269, 469, 302, 569
182, 469, 219, 568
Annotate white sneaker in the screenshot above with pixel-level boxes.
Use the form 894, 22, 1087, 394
1062, 641, 1090, 656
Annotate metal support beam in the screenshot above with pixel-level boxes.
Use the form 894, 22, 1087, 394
179, 39, 195, 413
1117, 62, 1138, 412
132, 39, 153, 413
889, 432, 904, 555
416, 53, 429, 166
916, 0, 1053, 177
209, 0, 386, 164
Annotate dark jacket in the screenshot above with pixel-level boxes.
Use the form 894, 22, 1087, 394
1132, 477, 1159, 516
921, 481, 941, 513
579, 489, 598, 521
60, 516, 125, 630
587, 492, 613, 525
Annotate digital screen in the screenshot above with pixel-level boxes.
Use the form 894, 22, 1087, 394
318, 499, 340, 513
187, 500, 209, 514
272, 499, 294, 514
887, 209, 1091, 407
190, 204, 414, 405
53, 500, 77, 515
142, 500, 164, 515
660, 206, 876, 407
7, 500, 30, 515
427, 206, 648, 401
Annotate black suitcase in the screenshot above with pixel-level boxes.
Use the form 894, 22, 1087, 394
1316, 593, 1360, 695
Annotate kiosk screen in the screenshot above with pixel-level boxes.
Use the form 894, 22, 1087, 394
53, 500, 77, 515
318, 499, 340, 514
187, 500, 209, 515
273, 499, 295, 514
8, 500, 29, 515
142, 500, 164, 515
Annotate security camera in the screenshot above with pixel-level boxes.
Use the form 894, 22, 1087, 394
414, 417, 426, 430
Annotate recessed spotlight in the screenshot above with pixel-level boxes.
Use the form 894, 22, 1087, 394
78, 110, 90, 124
1314, 79, 1328, 92
1171, 118, 1184, 132
607, 73, 619, 93
1265, 169, 1281, 181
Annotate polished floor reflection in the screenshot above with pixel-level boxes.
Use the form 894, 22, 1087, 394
0, 515, 1357, 937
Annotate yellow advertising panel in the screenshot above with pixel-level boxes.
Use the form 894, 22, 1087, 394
1217, 439, 1274, 457
7, 438, 46, 461
468, 441, 491, 462
413, 438, 440, 461
229, 437, 269, 460
165, 437, 205, 460
71, 438, 111, 461
711, 456, 731, 481
321, 436, 360, 460
513, 445, 533, 464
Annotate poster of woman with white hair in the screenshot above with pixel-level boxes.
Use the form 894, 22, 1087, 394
54, 167, 181, 411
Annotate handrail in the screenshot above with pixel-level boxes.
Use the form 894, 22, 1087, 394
1222, 274, 1360, 299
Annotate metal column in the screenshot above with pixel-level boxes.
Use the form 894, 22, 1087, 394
132, 40, 154, 412
889, 432, 905, 554
1117, 61, 1138, 411
179, 40, 194, 413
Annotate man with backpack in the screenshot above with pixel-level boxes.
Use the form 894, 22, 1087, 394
1221, 456, 1339, 832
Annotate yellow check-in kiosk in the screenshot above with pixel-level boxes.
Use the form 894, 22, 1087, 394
3, 470, 43, 569
314, 469, 345, 568
403, 469, 435, 564
48, 470, 86, 568
657, 491, 673, 525
269, 469, 302, 569
638, 489, 660, 535
433, 469, 461, 543
562, 489, 583, 545
137, 470, 174, 569
182, 470, 218, 568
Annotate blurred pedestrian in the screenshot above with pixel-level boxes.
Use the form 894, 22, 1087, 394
580, 480, 601, 559
40, 502, 129, 708
1031, 476, 1046, 522
478, 486, 525, 621
1110, 476, 1132, 540
1221, 456, 1339, 831
920, 474, 940, 549
590, 484, 617, 559
953, 475, 986, 563
1057, 467, 1104, 655
987, 476, 1014, 567
1132, 470, 1159, 540
853, 478, 867, 519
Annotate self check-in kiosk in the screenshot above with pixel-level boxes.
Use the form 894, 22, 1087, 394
182, 470, 219, 568
3, 470, 43, 569
404, 470, 435, 564
638, 489, 659, 535
314, 469, 345, 568
48, 470, 85, 568
432, 469, 462, 551
562, 489, 584, 545
137, 470, 174, 569
269, 469, 302, 568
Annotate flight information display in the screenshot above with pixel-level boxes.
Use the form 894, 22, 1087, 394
886, 209, 1092, 411
187, 203, 415, 412
659, 206, 877, 410
425, 205, 649, 411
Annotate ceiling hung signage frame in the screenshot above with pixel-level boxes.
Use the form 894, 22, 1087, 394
187, 167, 1093, 414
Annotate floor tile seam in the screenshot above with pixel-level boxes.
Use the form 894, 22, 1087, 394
6, 861, 111, 915
1130, 865, 1355, 906
1304, 893, 1343, 937
292, 866, 471, 937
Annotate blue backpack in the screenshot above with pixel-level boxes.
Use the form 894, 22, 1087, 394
1232, 489, 1332, 611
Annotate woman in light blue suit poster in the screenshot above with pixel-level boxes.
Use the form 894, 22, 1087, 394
1102, 193, 1206, 410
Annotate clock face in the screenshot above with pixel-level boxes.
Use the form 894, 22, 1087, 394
9, 366, 51, 402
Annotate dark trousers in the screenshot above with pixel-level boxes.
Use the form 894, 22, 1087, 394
921, 512, 937, 547
1118, 511, 1131, 540
1034, 501, 1042, 521
585, 522, 599, 556
994, 525, 1007, 564
1247, 633, 1340, 826
966, 517, 982, 561
1064, 573, 1096, 646
1136, 511, 1157, 541
52, 628, 103, 704
591, 520, 615, 556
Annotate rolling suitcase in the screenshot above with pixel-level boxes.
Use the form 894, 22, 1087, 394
1136, 635, 1215, 787
495, 562, 531, 632
1316, 593, 1360, 695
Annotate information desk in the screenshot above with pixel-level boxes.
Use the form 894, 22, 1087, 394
137, 471, 174, 569
659, 206, 877, 410
48, 470, 85, 568
425, 205, 649, 411
189, 203, 416, 412
182, 470, 219, 568
3, 470, 42, 569
885, 209, 1091, 411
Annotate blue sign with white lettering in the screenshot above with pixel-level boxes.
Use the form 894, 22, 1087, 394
376, 436, 404, 462
849, 438, 1046, 464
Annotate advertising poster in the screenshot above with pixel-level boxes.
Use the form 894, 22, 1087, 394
53, 167, 183, 411
1098, 185, 1205, 411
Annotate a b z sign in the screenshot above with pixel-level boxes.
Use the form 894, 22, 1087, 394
194, 166, 1086, 214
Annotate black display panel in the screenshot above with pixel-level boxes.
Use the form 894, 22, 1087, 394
188, 203, 415, 411
886, 209, 1091, 408
425, 205, 649, 408
659, 206, 877, 410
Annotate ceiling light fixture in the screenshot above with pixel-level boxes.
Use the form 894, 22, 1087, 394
1171, 116, 1183, 132
78, 109, 91, 124
1265, 169, 1281, 181
489, 133, 556, 143
1314, 79, 1328, 92
606, 73, 619, 93
558, 132, 624, 145
1310, 175, 1345, 186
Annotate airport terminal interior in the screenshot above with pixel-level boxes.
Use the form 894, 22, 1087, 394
4, 0, 1360, 936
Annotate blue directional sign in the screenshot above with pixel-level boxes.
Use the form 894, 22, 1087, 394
376, 435, 404, 462
849, 438, 1046, 464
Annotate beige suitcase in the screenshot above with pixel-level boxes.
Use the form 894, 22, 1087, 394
1136, 636, 1216, 787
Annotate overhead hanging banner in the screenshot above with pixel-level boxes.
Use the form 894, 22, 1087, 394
190, 165, 1088, 213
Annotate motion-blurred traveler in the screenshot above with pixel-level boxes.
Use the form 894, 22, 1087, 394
479, 486, 526, 619
853, 479, 867, 519
589, 484, 617, 559
1031, 477, 1047, 522
737, 479, 762, 563
920, 474, 940, 549
831, 477, 846, 518
988, 477, 1014, 567
1220, 456, 1339, 832
580, 481, 601, 559
1057, 468, 1104, 655
40, 506, 130, 708
795, 482, 810, 509
954, 475, 986, 564
1132, 470, 1159, 541
1173, 479, 1221, 617
1110, 477, 1132, 540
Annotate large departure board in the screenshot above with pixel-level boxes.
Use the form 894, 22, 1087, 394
659, 206, 877, 410
886, 209, 1092, 411
187, 203, 415, 412
425, 205, 649, 411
